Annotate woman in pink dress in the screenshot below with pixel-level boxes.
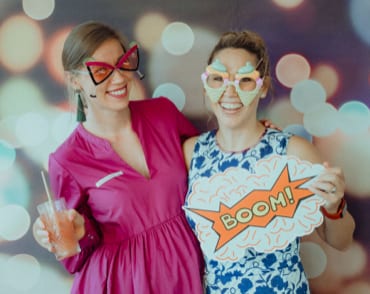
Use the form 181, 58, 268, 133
33, 21, 204, 293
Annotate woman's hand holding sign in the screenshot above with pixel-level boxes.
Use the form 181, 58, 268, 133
309, 162, 346, 214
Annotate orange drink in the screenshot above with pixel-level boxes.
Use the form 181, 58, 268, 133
37, 198, 81, 260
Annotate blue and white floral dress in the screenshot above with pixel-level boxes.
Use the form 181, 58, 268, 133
184, 128, 310, 294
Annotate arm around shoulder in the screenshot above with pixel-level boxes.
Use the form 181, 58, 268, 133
182, 136, 198, 171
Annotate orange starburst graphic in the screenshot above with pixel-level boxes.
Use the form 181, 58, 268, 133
188, 164, 315, 251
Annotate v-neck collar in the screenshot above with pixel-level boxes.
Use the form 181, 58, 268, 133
76, 108, 152, 180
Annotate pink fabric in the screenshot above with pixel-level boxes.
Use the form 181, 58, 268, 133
48, 97, 203, 293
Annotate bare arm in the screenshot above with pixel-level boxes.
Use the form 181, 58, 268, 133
287, 135, 355, 251
182, 136, 198, 171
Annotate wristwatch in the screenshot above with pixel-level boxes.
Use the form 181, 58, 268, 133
320, 198, 347, 220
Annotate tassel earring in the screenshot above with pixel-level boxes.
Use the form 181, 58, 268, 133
136, 70, 145, 80
76, 91, 86, 122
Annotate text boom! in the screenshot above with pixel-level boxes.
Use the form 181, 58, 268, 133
188, 165, 314, 250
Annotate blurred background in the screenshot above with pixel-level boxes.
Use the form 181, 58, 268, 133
0, 0, 369, 293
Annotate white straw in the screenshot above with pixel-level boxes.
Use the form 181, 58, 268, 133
41, 170, 53, 203
40, 170, 59, 236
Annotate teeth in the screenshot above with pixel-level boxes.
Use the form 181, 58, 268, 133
110, 88, 126, 95
221, 102, 242, 110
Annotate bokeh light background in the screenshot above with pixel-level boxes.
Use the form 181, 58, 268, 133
0, 0, 369, 293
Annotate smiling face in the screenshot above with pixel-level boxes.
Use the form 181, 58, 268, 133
207, 48, 265, 129
74, 38, 135, 120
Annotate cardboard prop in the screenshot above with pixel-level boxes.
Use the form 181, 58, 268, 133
184, 155, 326, 261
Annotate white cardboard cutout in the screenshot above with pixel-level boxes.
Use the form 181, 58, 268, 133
184, 155, 325, 261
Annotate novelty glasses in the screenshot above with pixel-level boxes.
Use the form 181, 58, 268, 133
201, 59, 263, 106
84, 44, 140, 85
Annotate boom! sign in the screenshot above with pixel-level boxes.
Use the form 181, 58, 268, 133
184, 155, 325, 261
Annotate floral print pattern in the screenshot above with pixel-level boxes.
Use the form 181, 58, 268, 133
185, 128, 310, 293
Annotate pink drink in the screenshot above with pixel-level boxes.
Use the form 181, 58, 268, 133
37, 198, 81, 260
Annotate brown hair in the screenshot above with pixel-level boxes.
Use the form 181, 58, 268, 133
62, 21, 129, 121
207, 30, 271, 91
62, 21, 129, 71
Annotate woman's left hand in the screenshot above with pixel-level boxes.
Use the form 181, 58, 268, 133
309, 162, 345, 213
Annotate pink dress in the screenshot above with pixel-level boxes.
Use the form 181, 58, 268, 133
48, 97, 204, 293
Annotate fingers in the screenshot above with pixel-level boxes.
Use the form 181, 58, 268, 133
260, 119, 282, 131
322, 162, 344, 179
309, 163, 346, 211
32, 218, 55, 252
66, 209, 86, 240
66, 209, 77, 221
67, 209, 85, 226
315, 164, 344, 192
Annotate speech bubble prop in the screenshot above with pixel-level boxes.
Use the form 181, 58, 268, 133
184, 155, 325, 261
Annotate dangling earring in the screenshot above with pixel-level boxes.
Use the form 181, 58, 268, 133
136, 70, 145, 80
75, 90, 86, 122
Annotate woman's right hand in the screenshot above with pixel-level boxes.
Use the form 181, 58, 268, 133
32, 209, 86, 253
260, 119, 282, 131
33, 216, 55, 252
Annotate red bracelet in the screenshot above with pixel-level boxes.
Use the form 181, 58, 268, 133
320, 198, 347, 220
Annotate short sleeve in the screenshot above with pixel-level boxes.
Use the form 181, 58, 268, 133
158, 97, 199, 143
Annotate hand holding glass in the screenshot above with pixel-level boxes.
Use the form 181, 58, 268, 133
37, 198, 81, 260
